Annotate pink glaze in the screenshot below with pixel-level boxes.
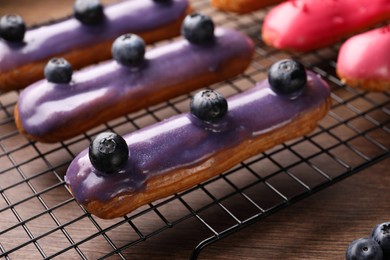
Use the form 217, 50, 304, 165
262, 0, 390, 52
337, 26, 390, 81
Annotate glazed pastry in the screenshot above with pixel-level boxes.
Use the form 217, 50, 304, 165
15, 14, 255, 143
0, 0, 191, 92
337, 26, 390, 92
65, 59, 331, 219
211, 0, 282, 14
262, 0, 390, 52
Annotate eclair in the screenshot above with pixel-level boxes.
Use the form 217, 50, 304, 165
211, 0, 282, 14
337, 26, 390, 92
14, 13, 255, 143
0, 0, 191, 92
65, 59, 331, 219
262, 0, 390, 52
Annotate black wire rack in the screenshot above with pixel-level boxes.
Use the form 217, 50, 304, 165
0, 0, 389, 259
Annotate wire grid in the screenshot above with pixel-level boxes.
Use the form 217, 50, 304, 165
0, 0, 389, 259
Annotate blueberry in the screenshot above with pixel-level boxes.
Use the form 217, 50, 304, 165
89, 132, 129, 173
111, 34, 145, 67
371, 222, 390, 257
346, 238, 383, 260
181, 13, 214, 44
190, 89, 228, 123
44, 58, 73, 84
268, 59, 307, 98
0, 15, 26, 42
73, 0, 104, 25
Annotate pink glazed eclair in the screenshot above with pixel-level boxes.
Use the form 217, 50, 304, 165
65, 60, 331, 219
337, 26, 390, 91
262, 0, 390, 52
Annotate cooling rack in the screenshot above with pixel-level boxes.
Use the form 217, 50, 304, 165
0, 0, 389, 259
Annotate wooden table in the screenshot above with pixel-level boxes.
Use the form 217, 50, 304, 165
128, 158, 390, 259
201, 158, 390, 259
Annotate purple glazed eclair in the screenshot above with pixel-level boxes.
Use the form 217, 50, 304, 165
65, 63, 331, 219
15, 25, 255, 143
0, 0, 191, 92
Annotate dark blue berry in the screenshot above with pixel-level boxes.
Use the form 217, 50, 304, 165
111, 34, 145, 67
73, 0, 104, 25
89, 132, 129, 173
0, 15, 26, 42
371, 222, 390, 257
44, 58, 73, 84
346, 238, 383, 260
268, 59, 307, 98
190, 89, 228, 123
181, 13, 214, 44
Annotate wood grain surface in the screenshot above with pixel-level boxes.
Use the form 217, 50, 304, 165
0, 1, 389, 259
200, 158, 390, 259
125, 158, 390, 259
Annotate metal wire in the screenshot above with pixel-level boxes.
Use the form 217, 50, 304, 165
0, 0, 389, 259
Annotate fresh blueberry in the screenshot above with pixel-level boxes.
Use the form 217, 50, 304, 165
181, 13, 214, 44
44, 58, 73, 84
268, 59, 307, 98
111, 34, 145, 67
0, 15, 26, 42
73, 0, 104, 25
346, 238, 383, 260
371, 222, 390, 257
89, 132, 129, 173
190, 89, 228, 123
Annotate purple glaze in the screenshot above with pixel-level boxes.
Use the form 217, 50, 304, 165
65, 71, 330, 204
0, 0, 189, 72
17, 27, 254, 138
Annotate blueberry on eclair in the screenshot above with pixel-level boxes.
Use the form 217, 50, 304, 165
268, 59, 307, 98
73, 0, 104, 25
89, 132, 129, 173
44, 58, 73, 84
190, 89, 228, 123
0, 15, 26, 42
181, 13, 215, 44
111, 34, 146, 68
